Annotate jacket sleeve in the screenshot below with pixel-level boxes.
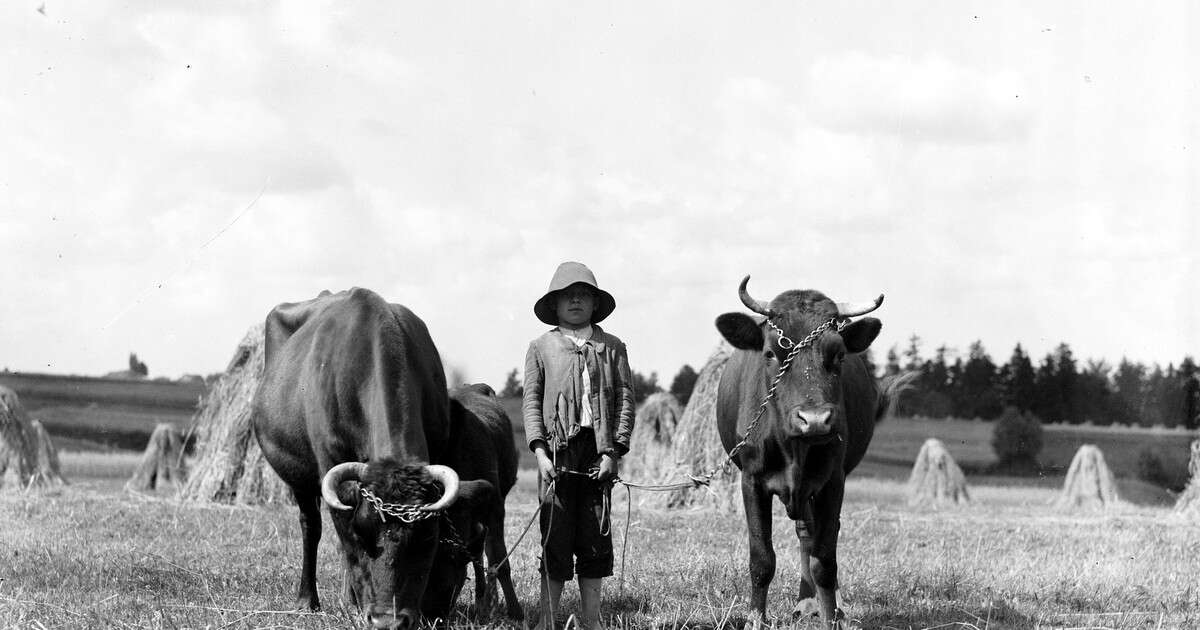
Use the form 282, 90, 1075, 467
611, 340, 636, 457
522, 341, 547, 452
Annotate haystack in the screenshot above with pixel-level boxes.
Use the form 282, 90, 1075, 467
623, 392, 683, 497
180, 323, 293, 505
656, 341, 741, 512
1055, 444, 1119, 509
1, 386, 63, 490
907, 438, 969, 506
28, 420, 65, 487
1173, 439, 1200, 515
125, 423, 187, 492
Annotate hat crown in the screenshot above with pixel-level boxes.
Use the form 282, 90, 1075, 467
546, 261, 601, 293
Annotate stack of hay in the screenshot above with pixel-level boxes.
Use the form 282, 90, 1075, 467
179, 323, 292, 505
907, 438, 970, 507
0, 386, 65, 489
1173, 439, 1200, 516
623, 392, 683, 503
655, 341, 741, 512
1055, 444, 1120, 509
126, 423, 187, 492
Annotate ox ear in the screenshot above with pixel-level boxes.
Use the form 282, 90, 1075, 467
453, 480, 498, 512
840, 317, 882, 354
716, 313, 764, 350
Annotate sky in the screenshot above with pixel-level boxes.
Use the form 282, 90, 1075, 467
1, 1, 1196, 388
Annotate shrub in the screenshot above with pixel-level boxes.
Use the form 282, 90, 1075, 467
991, 406, 1044, 471
1136, 447, 1170, 487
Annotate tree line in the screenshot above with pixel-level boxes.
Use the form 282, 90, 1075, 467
882, 336, 1199, 429
498, 336, 1200, 430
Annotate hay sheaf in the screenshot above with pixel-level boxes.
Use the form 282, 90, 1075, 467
1056, 444, 1120, 509
1, 386, 62, 490
180, 323, 292, 505
126, 423, 187, 492
907, 438, 969, 507
639, 341, 740, 512
623, 392, 683, 501
1173, 439, 1200, 516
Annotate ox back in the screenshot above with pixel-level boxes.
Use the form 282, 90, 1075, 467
251, 287, 454, 629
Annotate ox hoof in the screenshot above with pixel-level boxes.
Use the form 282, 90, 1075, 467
792, 597, 819, 619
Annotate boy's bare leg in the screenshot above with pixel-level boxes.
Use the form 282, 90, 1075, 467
534, 576, 565, 630
579, 577, 603, 630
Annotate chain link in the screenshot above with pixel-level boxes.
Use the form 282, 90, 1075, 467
359, 487, 440, 523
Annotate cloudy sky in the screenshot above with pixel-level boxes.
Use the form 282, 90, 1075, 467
2, 1, 1195, 388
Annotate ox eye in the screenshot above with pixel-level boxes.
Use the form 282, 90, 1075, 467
763, 349, 777, 362
827, 352, 845, 375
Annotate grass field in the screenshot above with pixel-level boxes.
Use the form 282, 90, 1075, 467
2, 451, 1198, 629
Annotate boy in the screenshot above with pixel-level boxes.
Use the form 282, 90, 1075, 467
523, 261, 636, 630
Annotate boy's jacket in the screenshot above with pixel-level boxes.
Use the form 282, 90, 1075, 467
522, 325, 636, 457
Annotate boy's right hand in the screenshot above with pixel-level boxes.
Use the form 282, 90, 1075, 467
534, 447, 557, 481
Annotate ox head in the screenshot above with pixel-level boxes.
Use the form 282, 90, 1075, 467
716, 276, 883, 441
320, 459, 491, 629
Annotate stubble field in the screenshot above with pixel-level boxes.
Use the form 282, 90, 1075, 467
2, 450, 1198, 630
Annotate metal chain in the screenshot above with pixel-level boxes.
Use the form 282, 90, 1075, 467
359, 487, 440, 523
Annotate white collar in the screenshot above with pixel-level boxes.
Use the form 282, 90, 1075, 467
557, 324, 594, 342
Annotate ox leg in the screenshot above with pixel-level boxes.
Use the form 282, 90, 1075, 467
793, 520, 821, 620
294, 490, 322, 611
484, 509, 524, 620
741, 475, 775, 624
808, 483, 845, 627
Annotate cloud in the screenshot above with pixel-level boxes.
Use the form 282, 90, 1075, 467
805, 53, 1035, 144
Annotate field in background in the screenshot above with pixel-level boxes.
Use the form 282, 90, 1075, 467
3, 459, 1197, 629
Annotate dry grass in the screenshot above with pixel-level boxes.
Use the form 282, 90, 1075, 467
3, 460, 1198, 629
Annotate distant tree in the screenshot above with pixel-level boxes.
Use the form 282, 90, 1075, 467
884, 346, 901, 376
669, 365, 699, 407
1053, 344, 1081, 424
632, 370, 662, 405
128, 353, 148, 377
999, 344, 1036, 412
957, 341, 1002, 419
1179, 357, 1199, 430
499, 368, 523, 398
1031, 353, 1063, 423
1076, 359, 1116, 425
1112, 358, 1147, 425
902, 335, 923, 373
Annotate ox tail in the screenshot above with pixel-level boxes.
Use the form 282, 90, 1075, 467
875, 370, 919, 424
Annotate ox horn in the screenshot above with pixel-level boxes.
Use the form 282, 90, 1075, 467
321, 461, 369, 511
836, 294, 885, 318
738, 275, 776, 317
419, 465, 461, 512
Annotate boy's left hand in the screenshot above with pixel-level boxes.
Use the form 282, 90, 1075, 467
592, 454, 619, 483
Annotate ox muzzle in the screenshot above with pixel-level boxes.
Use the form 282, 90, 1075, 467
788, 405, 836, 439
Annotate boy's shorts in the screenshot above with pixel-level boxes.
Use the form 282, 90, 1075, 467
538, 429, 613, 580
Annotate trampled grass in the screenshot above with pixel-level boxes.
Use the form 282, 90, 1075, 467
2, 463, 1198, 629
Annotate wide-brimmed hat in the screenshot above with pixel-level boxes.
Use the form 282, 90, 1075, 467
533, 261, 617, 325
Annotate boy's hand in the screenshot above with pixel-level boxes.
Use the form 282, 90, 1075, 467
593, 454, 619, 483
534, 447, 557, 481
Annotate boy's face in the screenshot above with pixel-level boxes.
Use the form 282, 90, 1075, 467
556, 283, 597, 327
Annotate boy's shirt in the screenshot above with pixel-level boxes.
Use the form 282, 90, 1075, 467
559, 325, 594, 428
522, 324, 636, 459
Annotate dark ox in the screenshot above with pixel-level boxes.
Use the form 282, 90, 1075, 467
420, 384, 524, 621
253, 288, 512, 629
715, 277, 910, 627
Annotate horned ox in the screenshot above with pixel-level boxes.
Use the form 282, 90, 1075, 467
715, 277, 909, 627
252, 288, 515, 629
